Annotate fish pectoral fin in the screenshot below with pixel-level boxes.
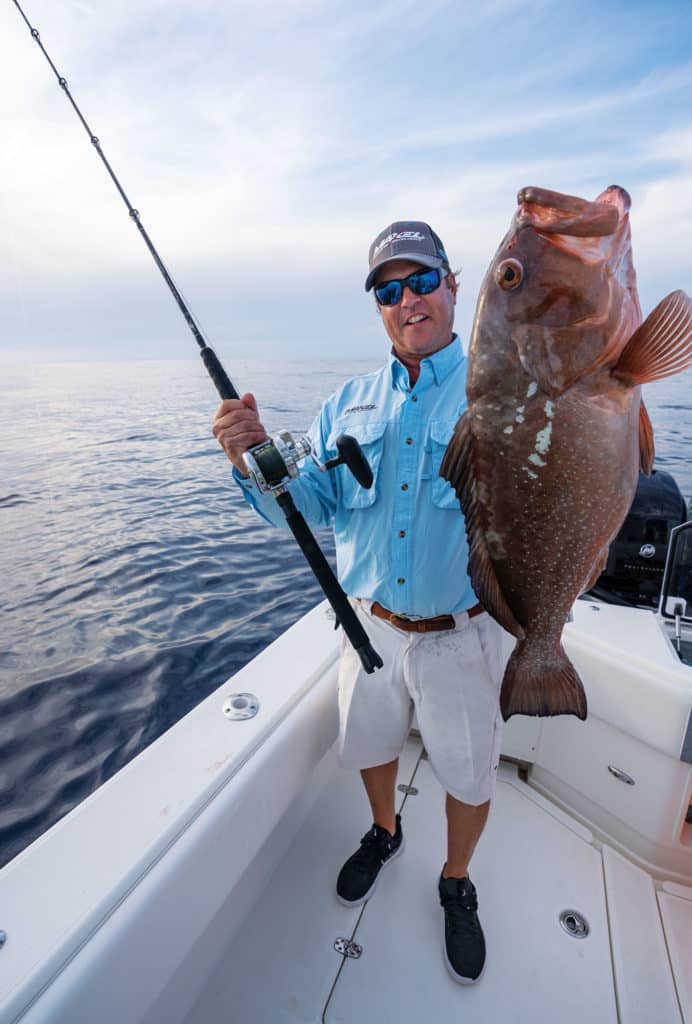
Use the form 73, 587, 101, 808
440, 412, 524, 639
613, 290, 692, 386
638, 398, 655, 475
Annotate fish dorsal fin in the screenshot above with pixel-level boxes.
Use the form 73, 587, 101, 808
614, 290, 692, 385
440, 412, 524, 639
638, 398, 655, 475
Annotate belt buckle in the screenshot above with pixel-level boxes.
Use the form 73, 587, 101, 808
389, 611, 411, 629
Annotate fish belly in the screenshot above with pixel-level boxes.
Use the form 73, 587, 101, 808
472, 383, 639, 640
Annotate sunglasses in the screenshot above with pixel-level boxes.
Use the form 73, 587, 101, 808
374, 267, 448, 307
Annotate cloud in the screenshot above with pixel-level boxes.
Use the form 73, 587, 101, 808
2, 0, 692, 359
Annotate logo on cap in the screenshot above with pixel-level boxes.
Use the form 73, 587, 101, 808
372, 230, 426, 259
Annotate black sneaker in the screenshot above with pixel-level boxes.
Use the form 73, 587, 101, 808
438, 871, 486, 984
336, 815, 404, 906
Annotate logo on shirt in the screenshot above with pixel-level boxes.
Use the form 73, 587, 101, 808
344, 404, 377, 414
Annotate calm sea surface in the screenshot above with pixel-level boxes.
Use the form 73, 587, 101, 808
0, 358, 690, 867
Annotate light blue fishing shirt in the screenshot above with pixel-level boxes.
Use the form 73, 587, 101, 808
233, 336, 477, 616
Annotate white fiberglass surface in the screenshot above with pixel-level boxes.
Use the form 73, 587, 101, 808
325, 759, 616, 1024
188, 746, 682, 1024
186, 736, 424, 1024
658, 890, 692, 1023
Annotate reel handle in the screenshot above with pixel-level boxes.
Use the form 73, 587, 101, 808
324, 434, 373, 489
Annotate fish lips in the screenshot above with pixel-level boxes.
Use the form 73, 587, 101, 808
515, 185, 630, 238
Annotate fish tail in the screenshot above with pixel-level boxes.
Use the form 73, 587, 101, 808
500, 640, 587, 721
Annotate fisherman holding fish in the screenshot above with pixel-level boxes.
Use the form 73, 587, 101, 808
213, 222, 506, 986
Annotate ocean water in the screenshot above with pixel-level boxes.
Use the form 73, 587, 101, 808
0, 357, 690, 868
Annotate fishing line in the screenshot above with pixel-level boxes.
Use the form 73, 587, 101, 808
12, 0, 237, 400
12, 1, 383, 673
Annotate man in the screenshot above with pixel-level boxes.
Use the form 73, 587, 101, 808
212, 222, 505, 985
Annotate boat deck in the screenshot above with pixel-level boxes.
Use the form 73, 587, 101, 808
186, 737, 691, 1024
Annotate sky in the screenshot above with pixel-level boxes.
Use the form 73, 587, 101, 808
1, 0, 692, 364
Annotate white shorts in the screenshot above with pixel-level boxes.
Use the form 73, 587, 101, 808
337, 601, 506, 806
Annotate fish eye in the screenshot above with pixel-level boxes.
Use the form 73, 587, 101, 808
496, 258, 524, 290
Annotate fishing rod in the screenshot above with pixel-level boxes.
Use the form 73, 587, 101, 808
13, 0, 383, 674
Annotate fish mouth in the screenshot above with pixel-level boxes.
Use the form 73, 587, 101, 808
516, 185, 630, 238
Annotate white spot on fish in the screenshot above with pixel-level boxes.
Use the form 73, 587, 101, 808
522, 466, 538, 479
486, 530, 507, 559
535, 422, 552, 455
544, 400, 554, 418
515, 414, 525, 424
526, 381, 538, 398
504, 425, 513, 434
528, 453, 546, 467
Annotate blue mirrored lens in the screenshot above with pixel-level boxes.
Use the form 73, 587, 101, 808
409, 269, 440, 295
375, 268, 443, 305
374, 280, 403, 306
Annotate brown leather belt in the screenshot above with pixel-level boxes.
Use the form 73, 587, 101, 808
370, 601, 484, 633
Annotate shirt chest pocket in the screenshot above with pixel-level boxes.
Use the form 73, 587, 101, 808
427, 418, 461, 510
327, 420, 388, 510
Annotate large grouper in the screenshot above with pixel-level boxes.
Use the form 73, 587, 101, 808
441, 185, 692, 721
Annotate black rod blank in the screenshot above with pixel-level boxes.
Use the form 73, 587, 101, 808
13, 1, 382, 672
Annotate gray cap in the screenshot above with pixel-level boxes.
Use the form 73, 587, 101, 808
365, 220, 449, 291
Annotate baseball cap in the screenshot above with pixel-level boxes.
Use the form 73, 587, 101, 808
365, 220, 449, 292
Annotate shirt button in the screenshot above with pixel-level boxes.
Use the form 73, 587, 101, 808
401, 483, 409, 491
405, 437, 413, 445
399, 530, 406, 538
411, 395, 418, 402
397, 577, 405, 585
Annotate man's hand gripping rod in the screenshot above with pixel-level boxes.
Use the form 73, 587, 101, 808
14, 0, 383, 673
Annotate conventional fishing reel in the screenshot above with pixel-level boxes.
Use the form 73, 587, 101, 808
243, 433, 373, 495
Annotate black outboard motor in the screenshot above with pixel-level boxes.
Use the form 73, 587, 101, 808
589, 469, 688, 607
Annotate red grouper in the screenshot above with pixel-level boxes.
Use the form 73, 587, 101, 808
441, 185, 692, 721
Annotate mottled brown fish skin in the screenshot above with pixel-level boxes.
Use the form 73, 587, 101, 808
450, 185, 643, 720
444, 190, 692, 717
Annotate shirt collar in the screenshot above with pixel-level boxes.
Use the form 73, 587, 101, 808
388, 335, 463, 392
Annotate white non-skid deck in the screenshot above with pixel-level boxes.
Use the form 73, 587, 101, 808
187, 737, 691, 1024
